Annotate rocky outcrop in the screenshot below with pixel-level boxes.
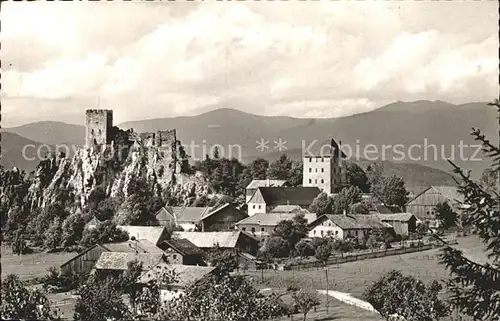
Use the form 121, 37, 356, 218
28, 139, 212, 209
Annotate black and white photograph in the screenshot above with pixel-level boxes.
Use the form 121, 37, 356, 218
1, 1, 499, 320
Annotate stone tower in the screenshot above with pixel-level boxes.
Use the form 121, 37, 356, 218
302, 138, 346, 195
85, 109, 113, 148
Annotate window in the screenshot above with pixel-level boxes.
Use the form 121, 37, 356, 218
173, 255, 177, 260
315, 179, 318, 184
258, 205, 261, 209
321, 230, 324, 236
251, 227, 255, 233
309, 179, 312, 183
313, 230, 316, 235
253, 205, 256, 209
321, 179, 324, 184
335, 230, 339, 235
315, 168, 318, 173
321, 157, 324, 162
309, 168, 312, 173
242, 227, 246, 231
261, 228, 265, 232
309, 157, 312, 162
321, 168, 325, 173
328, 223, 332, 227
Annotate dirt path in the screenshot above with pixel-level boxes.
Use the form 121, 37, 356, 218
317, 289, 378, 313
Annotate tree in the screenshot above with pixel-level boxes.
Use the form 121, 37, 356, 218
73, 274, 130, 321
345, 162, 370, 192
94, 197, 118, 221
1, 274, 60, 320
480, 168, 498, 193
370, 175, 409, 208
205, 244, 240, 274
314, 243, 332, 265
291, 289, 321, 321
11, 229, 27, 255
61, 211, 86, 248
121, 260, 144, 314
364, 270, 449, 321
331, 186, 362, 213
434, 202, 457, 230
295, 239, 314, 258
264, 236, 290, 258
288, 161, 303, 187
366, 162, 384, 187
439, 101, 500, 320
350, 201, 369, 214
308, 192, 333, 215
249, 158, 269, 180
267, 154, 293, 181
416, 222, 428, 239
162, 274, 288, 321
273, 213, 309, 251
80, 220, 129, 248
44, 218, 63, 250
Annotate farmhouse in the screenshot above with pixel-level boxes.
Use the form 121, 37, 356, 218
247, 186, 321, 216
308, 214, 392, 240
94, 252, 167, 277
373, 213, 418, 236
169, 203, 246, 232
173, 231, 260, 255
138, 264, 217, 302
157, 238, 205, 266
236, 213, 317, 245
246, 179, 288, 203
59, 239, 163, 275
406, 185, 465, 222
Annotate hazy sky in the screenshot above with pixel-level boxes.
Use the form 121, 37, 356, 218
2, 1, 497, 126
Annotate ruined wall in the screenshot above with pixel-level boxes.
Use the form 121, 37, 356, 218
85, 109, 113, 148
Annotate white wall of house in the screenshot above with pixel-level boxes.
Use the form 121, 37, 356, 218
178, 222, 197, 231
309, 224, 344, 239
160, 289, 184, 303
248, 202, 266, 216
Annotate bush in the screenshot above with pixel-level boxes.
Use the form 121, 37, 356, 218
41, 267, 89, 293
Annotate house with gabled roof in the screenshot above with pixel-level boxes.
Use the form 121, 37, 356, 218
247, 186, 321, 216
60, 239, 163, 275
173, 231, 260, 255
157, 238, 205, 266
308, 214, 393, 240
235, 213, 317, 245
406, 185, 465, 222
246, 179, 288, 203
155, 206, 176, 227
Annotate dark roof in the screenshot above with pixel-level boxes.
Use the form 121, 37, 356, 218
301, 138, 347, 158
249, 187, 321, 206
159, 238, 203, 256
372, 213, 417, 222
369, 204, 402, 214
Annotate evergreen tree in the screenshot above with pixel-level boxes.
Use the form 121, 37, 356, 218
440, 101, 500, 320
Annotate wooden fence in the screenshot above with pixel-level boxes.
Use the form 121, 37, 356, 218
285, 242, 445, 270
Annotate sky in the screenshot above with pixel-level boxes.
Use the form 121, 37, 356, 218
2, 1, 497, 127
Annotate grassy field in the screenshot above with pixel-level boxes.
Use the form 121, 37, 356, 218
246, 235, 488, 320
1, 246, 74, 281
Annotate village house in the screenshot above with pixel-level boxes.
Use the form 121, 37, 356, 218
406, 185, 466, 223
157, 238, 205, 266
138, 264, 217, 302
236, 213, 317, 245
60, 239, 164, 275
247, 186, 321, 216
93, 252, 168, 278
374, 213, 418, 236
167, 203, 247, 232
154, 206, 176, 227
173, 231, 260, 255
246, 179, 288, 203
307, 214, 393, 240
116, 226, 171, 246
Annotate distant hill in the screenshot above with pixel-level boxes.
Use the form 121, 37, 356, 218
0, 132, 54, 172
3, 121, 85, 146
3, 100, 495, 181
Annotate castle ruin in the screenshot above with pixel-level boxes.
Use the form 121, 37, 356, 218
85, 109, 114, 148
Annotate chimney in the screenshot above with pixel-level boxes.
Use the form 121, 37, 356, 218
267, 178, 270, 187
287, 200, 290, 206
343, 209, 347, 216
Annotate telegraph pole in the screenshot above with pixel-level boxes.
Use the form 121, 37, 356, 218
325, 268, 329, 314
